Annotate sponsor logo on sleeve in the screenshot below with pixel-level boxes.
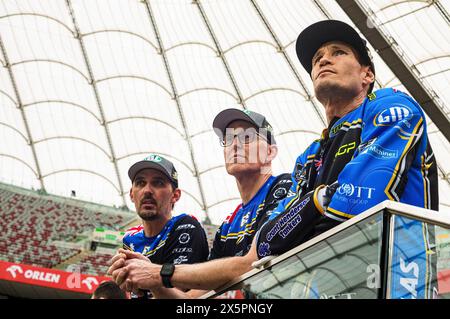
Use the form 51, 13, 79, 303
258, 242, 271, 258
360, 144, 398, 160
335, 141, 357, 158
178, 233, 191, 244
172, 247, 193, 254
175, 224, 196, 231
334, 183, 376, 205
374, 105, 413, 126
173, 256, 189, 265
266, 197, 309, 241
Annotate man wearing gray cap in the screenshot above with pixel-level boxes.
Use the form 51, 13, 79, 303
120, 154, 209, 297
208, 108, 291, 261
108, 110, 292, 298
109, 20, 437, 299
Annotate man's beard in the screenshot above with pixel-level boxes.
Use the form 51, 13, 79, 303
138, 210, 159, 221
315, 81, 357, 104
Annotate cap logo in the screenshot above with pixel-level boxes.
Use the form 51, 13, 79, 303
144, 154, 162, 163
243, 109, 252, 116
172, 171, 178, 180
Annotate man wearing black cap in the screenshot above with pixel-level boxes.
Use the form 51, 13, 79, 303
255, 20, 438, 298
108, 110, 292, 298
116, 154, 209, 297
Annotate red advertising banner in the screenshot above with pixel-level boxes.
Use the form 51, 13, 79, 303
0, 260, 111, 294
438, 269, 450, 295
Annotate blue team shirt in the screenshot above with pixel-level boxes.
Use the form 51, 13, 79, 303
266, 88, 438, 298
209, 175, 292, 260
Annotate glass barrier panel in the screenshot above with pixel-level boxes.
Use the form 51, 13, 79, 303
221, 212, 384, 299
388, 215, 450, 299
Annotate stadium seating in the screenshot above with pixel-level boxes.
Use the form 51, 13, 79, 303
75, 252, 114, 276
0, 185, 134, 270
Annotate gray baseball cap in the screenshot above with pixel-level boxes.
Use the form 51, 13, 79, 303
212, 108, 276, 145
128, 154, 178, 188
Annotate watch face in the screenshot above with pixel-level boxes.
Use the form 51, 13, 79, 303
161, 264, 175, 276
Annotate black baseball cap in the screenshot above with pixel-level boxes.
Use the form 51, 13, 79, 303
128, 154, 178, 188
212, 108, 276, 145
296, 20, 375, 77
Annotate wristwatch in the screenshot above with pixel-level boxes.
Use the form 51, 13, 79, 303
160, 263, 175, 288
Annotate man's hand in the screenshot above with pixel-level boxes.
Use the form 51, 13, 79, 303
114, 258, 163, 293
107, 249, 148, 276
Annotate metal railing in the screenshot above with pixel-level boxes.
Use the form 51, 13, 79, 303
201, 200, 450, 299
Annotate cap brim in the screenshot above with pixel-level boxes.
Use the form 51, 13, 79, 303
128, 161, 173, 184
212, 108, 258, 137
296, 20, 371, 74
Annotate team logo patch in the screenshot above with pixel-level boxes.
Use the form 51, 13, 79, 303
273, 187, 287, 199
178, 233, 190, 244
258, 242, 271, 257
374, 105, 413, 126
144, 154, 162, 162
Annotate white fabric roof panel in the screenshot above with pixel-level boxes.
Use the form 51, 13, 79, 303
1, 0, 449, 225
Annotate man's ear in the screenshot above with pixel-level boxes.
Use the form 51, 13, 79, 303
266, 144, 278, 163
172, 188, 181, 204
363, 66, 375, 87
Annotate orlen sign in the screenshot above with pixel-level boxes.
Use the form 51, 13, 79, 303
0, 260, 110, 294
7, 265, 60, 283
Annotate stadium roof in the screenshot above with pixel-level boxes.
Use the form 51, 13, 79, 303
1, 0, 449, 225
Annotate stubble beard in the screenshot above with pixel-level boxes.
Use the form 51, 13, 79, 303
138, 209, 159, 221
315, 81, 358, 105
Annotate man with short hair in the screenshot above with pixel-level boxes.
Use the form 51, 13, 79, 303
109, 20, 438, 299
122, 154, 209, 297
208, 109, 291, 261
108, 110, 292, 298
255, 20, 438, 299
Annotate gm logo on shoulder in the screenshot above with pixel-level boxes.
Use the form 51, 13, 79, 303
373, 105, 413, 126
